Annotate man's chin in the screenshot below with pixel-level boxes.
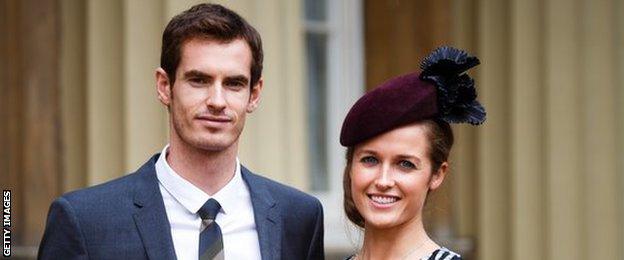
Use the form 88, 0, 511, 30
175, 129, 241, 152
188, 134, 239, 152
193, 141, 235, 152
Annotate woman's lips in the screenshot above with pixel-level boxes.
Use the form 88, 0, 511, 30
367, 193, 401, 208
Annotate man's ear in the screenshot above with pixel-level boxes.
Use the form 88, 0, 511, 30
246, 78, 263, 113
156, 68, 172, 107
429, 162, 448, 191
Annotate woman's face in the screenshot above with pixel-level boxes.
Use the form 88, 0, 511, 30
350, 122, 447, 230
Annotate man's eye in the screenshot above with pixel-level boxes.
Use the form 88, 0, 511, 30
360, 156, 378, 165
225, 81, 246, 88
190, 77, 207, 84
398, 160, 416, 169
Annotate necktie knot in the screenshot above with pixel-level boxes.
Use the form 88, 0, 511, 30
198, 198, 221, 221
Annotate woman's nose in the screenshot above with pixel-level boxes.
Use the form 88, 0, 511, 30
374, 166, 395, 190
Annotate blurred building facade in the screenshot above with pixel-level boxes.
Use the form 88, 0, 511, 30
1, 0, 623, 259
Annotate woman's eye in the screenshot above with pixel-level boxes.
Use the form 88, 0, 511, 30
398, 160, 416, 169
360, 156, 378, 165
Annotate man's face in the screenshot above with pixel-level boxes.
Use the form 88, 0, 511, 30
157, 38, 262, 152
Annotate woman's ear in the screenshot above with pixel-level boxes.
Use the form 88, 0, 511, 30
429, 162, 448, 191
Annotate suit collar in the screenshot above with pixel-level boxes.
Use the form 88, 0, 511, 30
241, 166, 282, 260
131, 157, 283, 260
154, 146, 244, 216
132, 155, 177, 260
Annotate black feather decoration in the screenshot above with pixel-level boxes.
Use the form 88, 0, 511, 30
420, 46, 486, 125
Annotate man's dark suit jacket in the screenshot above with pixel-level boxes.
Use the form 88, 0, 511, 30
38, 155, 325, 259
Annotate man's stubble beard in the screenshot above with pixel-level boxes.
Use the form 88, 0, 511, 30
169, 101, 245, 153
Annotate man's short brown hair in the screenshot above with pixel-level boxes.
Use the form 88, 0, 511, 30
160, 3, 263, 87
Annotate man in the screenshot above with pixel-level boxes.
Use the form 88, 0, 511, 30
38, 3, 324, 260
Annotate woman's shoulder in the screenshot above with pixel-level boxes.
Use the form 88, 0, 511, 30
425, 247, 462, 260
345, 248, 461, 260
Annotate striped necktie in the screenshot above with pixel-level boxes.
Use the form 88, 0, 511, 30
197, 198, 224, 260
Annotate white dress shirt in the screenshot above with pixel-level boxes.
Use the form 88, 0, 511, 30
155, 145, 261, 260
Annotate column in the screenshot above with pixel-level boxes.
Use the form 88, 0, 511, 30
477, 0, 511, 258
544, 0, 583, 258
60, 0, 87, 191
510, 0, 545, 258
123, 0, 168, 172
580, 0, 618, 257
87, 0, 125, 184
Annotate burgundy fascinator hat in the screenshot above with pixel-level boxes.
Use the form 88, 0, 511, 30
339, 46, 486, 146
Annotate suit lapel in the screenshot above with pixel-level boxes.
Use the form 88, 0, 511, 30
241, 167, 282, 260
132, 155, 177, 260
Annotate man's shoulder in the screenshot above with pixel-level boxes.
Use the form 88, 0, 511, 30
61, 172, 138, 204
59, 155, 159, 212
241, 167, 321, 209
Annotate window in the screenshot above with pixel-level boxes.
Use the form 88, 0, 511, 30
303, 0, 364, 252
304, 0, 329, 191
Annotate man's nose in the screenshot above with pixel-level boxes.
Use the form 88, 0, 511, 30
206, 84, 227, 112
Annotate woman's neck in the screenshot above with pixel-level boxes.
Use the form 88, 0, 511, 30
166, 134, 238, 196
358, 217, 439, 260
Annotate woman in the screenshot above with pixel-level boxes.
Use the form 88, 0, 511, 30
341, 46, 485, 260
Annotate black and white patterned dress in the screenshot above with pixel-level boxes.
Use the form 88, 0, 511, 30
345, 247, 462, 260
425, 248, 462, 260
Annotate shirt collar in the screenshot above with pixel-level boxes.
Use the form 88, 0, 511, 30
155, 145, 243, 215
